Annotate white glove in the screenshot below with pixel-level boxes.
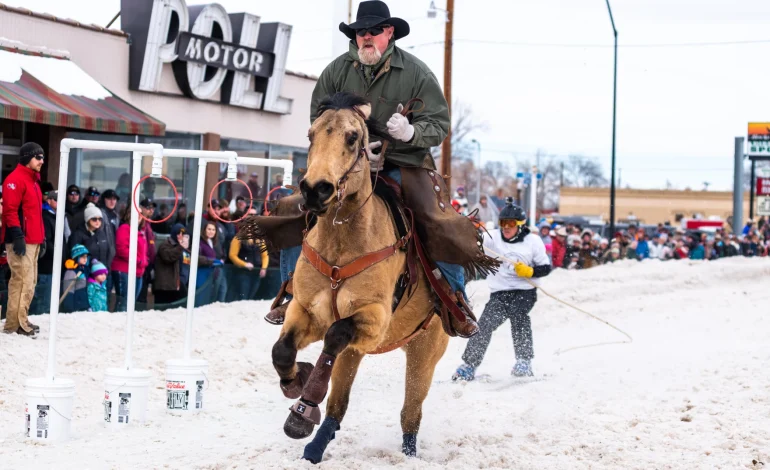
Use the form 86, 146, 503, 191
386, 104, 414, 142
367, 141, 383, 172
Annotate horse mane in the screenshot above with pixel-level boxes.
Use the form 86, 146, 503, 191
316, 92, 392, 142
317, 92, 370, 116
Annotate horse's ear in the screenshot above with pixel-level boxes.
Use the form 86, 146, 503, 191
355, 104, 372, 120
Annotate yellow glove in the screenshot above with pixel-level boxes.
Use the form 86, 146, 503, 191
514, 262, 534, 278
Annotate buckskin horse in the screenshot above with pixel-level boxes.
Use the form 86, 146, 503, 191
270, 93, 448, 463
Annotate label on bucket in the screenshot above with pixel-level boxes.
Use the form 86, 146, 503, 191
36, 405, 49, 439
118, 393, 131, 424
196, 381, 204, 410
167, 381, 189, 411
104, 392, 112, 423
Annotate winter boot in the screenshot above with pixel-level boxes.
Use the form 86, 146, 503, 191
512, 359, 533, 377
451, 363, 475, 382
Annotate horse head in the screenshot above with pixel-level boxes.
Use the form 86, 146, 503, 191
301, 92, 373, 215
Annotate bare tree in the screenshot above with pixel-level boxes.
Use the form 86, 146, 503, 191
432, 100, 489, 196
562, 155, 608, 188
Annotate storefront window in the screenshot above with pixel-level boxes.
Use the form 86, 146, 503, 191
66, 132, 136, 212
220, 138, 270, 212
65, 131, 201, 233
139, 132, 201, 232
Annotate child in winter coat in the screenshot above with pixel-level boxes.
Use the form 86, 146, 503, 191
87, 260, 109, 312
61, 244, 90, 312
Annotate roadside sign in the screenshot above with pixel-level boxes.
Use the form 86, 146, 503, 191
757, 177, 770, 196
748, 122, 770, 156
757, 196, 770, 216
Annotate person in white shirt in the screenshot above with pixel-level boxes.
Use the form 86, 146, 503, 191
453, 199, 551, 381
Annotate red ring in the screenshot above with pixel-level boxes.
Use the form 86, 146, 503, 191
263, 186, 286, 215
208, 179, 253, 224
132, 175, 179, 224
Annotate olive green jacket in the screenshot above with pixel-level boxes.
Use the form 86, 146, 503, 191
310, 43, 450, 169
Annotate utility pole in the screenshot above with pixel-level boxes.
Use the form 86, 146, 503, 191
348, 0, 353, 23
440, 0, 454, 179
605, 0, 619, 241
560, 161, 564, 187
733, 137, 744, 233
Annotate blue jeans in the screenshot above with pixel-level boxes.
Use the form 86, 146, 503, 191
30, 274, 53, 315
278, 167, 467, 297
113, 271, 143, 312
231, 269, 262, 301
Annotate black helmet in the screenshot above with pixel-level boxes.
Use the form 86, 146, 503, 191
499, 197, 527, 222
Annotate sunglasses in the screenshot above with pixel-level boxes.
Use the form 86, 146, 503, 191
68, 191, 80, 196
91, 217, 103, 222
499, 219, 526, 229
33, 155, 45, 161
356, 25, 391, 37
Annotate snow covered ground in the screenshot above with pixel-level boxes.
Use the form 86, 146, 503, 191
1, 257, 769, 469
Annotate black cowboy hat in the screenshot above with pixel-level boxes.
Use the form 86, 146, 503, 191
339, 1, 410, 41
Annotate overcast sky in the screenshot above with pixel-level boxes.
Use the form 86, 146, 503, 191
5, 0, 770, 190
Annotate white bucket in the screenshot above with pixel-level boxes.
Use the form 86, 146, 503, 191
164, 359, 208, 414
24, 377, 76, 442
103, 368, 152, 427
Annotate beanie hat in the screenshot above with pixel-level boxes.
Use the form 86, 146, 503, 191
19, 142, 44, 166
71, 244, 89, 259
90, 260, 108, 278
85, 203, 102, 223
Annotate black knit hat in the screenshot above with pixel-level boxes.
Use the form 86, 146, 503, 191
19, 142, 44, 166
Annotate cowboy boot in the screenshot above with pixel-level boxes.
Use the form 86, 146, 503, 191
265, 302, 289, 325
399, 166, 497, 331
452, 291, 479, 338
264, 274, 294, 325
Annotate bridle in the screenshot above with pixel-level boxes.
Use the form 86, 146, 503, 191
331, 107, 378, 225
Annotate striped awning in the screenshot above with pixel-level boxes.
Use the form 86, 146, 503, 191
0, 44, 165, 136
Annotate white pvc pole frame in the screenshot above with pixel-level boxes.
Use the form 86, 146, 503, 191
50, 139, 163, 382
130, 150, 292, 360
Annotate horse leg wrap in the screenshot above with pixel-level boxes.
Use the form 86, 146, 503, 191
289, 399, 322, 425
303, 417, 340, 464
302, 352, 336, 405
402, 433, 418, 457
280, 362, 314, 399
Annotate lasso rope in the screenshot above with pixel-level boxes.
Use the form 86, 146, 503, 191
483, 247, 633, 355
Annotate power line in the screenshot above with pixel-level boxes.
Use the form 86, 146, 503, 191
408, 38, 770, 49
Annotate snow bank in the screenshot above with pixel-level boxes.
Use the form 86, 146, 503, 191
1, 257, 769, 469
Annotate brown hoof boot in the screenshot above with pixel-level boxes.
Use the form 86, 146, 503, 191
450, 315, 479, 338
279, 362, 314, 399
27, 322, 40, 333
285, 400, 319, 439
264, 302, 289, 325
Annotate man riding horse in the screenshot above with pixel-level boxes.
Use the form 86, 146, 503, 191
242, 0, 495, 338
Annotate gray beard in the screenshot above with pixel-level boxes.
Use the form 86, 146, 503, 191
358, 45, 382, 65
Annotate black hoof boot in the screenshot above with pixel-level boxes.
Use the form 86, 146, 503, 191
402, 433, 417, 457
284, 411, 315, 439
303, 417, 340, 464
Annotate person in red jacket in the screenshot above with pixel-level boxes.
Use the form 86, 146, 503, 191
2, 142, 46, 337
551, 226, 567, 268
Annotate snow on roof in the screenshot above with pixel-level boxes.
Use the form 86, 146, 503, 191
0, 2, 127, 38
0, 42, 110, 100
